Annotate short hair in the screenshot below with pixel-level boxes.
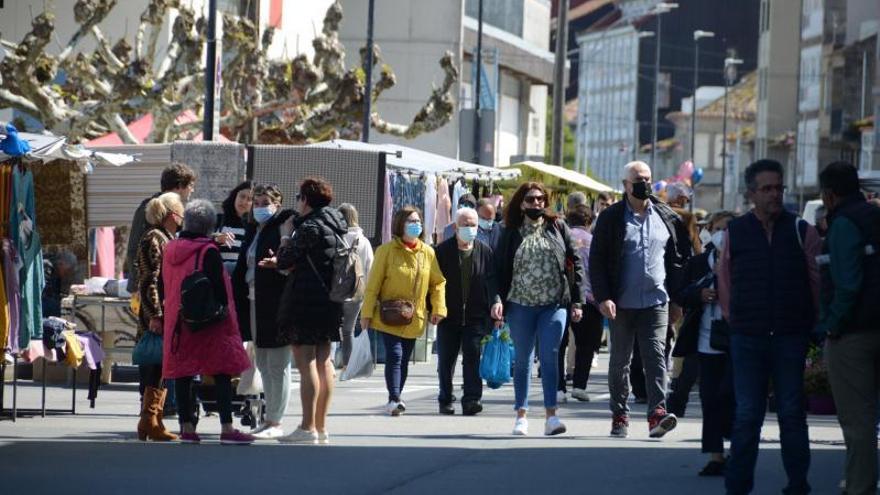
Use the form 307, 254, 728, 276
160, 163, 196, 192
145, 192, 183, 226
819, 161, 860, 197
567, 191, 587, 210
476, 198, 495, 211
53, 249, 77, 268
745, 159, 784, 190
597, 192, 613, 203
338, 203, 359, 227
565, 204, 594, 228
709, 210, 736, 229
299, 177, 333, 208
252, 183, 283, 206
392, 206, 423, 240
666, 182, 692, 202
455, 207, 478, 223
183, 199, 217, 236
622, 161, 650, 181
458, 193, 477, 208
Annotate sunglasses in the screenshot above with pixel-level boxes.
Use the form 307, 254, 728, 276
524, 195, 546, 204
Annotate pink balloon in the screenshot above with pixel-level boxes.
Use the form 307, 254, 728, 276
677, 161, 694, 179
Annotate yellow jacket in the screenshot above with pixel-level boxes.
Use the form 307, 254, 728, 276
362, 238, 447, 339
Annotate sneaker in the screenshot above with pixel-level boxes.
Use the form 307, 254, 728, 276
512, 417, 529, 436
556, 391, 568, 404
252, 425, 285, 440
462, 401, 483, 416
571, 388, 590, 402
179, 431, 201, 444
438, 403, 455, 415
591, 355, 599, 369
385, 401, 403, 416
610, 415, 629, 438
648, 409, 678, 438
220, 429, 255, 445
544, 416, 567, 436
277, 427, 318, 444
398, 400, 407, 412
317, 431, 330, 445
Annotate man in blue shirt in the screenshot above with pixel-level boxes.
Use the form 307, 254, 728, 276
475, 198, 501, 251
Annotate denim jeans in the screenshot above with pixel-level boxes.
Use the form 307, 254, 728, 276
726, 333, 810, 495
437, 323, 483, 405
507, 302, 566, 411
381, 333, 416, 403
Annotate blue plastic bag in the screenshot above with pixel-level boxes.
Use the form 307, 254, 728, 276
480, 326, 513, 389
132, 332, 163, 365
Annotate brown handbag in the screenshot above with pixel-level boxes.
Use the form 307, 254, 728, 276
378, 252, 423, 326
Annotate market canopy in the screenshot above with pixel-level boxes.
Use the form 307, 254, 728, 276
512, 161, 619, 194
0, 126, 136, 171
309, 139, 521, 180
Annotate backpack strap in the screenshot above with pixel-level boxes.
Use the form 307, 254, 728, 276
192, 242, 217, 271
794, 216, 808, 251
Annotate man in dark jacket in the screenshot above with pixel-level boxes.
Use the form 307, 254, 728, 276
717, 159, 820, 495
590, 160, 692, 440
816, 161, 880, 495
435, 207, 503, 416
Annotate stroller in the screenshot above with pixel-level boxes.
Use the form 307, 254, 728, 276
191, 374, 265, 429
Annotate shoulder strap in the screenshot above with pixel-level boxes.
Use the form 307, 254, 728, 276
193, 242, 216, 271
794, 216, 807, 251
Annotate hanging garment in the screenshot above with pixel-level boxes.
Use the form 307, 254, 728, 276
434, 177, 451, 237
11, 164, 45, 348
92, 227, 116, 278
451, 179, 466, 213
0, 165, 9, 238
10, 165, 35, 251
382, 172, 393, 243
0, 266, 7, 352
422, 175, 437, 245
3, 240, 21, 352
63, 330, 84, 368
471, 178, 480, 197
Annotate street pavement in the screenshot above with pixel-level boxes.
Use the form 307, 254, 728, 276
0, 352, 847, 495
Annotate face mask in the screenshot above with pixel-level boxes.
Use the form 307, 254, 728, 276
711, 230, 725, 251
478, 218, 494, 230
252, 205, 276, 223
457, 226, 478, 243
404, 222, 423, 239
630, 181, 650, 200
524, 208, 544, 221
699, 229, 712, 246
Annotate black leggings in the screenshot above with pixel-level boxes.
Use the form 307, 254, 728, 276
175, 375, 233, 425
571, 304, 604, 390
139, 364, 163, 396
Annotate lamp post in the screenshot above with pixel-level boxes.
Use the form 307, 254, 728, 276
472, 0, 484, 164
689, 30, 714, 212
362, 0, 376, 142
649, 2, 678, 169
720, 57, 743, 209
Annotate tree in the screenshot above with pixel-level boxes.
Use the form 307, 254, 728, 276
544, 96, 576, 169
0, 0, 459, 144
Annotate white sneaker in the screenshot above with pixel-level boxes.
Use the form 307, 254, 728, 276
592, 355, 599, 369
317, 431, 330, 445
252, 425, 285, 440
571, 388, 590, 402
512, 417, 529, 436
545, 415, 567, 436
557, 391, 568, 404
385, 401, 403, 416
277, 427, 318, 444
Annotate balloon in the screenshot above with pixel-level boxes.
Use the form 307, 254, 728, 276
692, 167, 704, 185
677, 160, 694, 179
653, 180, 667, 193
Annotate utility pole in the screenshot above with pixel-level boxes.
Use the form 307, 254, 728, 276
362, 0, 376, 142
720, 57, 742, 209
690, 30, 714, 212
551, 0, 569, 166
650, 3, 677, 169
472, 0, 484, 164
203, 0, 218, 141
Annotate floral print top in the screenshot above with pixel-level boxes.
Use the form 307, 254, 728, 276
508, 219, 563, 306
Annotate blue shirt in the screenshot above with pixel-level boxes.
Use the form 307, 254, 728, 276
617, 201, 670, 309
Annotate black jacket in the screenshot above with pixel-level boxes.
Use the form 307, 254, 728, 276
232, 209, 297, 348
276, 206, 348, 334
496, 217, 585, 306
672, 248, 714, 357
589, 195, 692, 305
436, 238, 498, 331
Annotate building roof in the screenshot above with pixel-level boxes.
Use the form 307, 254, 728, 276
697, 71, 758, 120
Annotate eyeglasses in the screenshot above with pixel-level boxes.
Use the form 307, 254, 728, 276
756, 184, 787, 194
524, 195, 546, 204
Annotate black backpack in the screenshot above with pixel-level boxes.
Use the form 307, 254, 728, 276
179, 244, 228, 331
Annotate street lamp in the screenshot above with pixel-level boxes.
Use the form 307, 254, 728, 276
689, 29, 714, 212
649, 2, 678, 170
720, 57, 743, 209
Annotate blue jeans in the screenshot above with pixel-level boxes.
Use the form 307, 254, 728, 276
726, 333, 810, 495
381, 333, 415, 403
507, 302, 566, 411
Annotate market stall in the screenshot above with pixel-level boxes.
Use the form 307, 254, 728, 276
507, 161, 619, 212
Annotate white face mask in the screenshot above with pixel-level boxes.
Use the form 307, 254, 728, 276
699, 228, 712, 247
711, 230, 725, 251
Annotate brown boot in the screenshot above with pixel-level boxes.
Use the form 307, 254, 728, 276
154, 387, 178, 441
137, 386, 178, 441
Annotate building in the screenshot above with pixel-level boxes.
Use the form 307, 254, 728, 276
574, 25, 641, 185
339, 0, 555, 166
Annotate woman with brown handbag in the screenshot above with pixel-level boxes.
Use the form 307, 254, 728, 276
361, 206, 447, 416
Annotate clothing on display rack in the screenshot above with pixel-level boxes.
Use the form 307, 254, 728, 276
91, 227, 116, 278
434, 177, 451, 237
423, 176, 437, 245
390, 172, 426, 219
3, 239, 21, 353
451, 179, 467, 213
382, 173, 393, 243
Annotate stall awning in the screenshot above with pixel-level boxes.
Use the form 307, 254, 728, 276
0, 128, 136, 170
512, 161, 619, 194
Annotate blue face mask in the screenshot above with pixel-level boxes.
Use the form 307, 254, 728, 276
253, 205, 276, 224
478, 218, 494, 230
404, 221, 423, 239
457, 226, 478, 243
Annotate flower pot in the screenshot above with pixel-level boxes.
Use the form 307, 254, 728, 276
807, 395, 837, 415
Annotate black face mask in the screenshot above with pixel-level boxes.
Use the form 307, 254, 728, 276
523, 208, 544, 220
631, 181, 650, 200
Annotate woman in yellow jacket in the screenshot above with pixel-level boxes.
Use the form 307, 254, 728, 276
361, 205, 447, 416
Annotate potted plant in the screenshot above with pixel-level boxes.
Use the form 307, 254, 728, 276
804, 344, 836, 415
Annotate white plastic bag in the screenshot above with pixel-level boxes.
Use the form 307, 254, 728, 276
340, 330, 374, 381
237, 342, 264, 395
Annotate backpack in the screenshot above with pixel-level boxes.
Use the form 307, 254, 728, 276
179, 244, 228, 331
307, 233, 366, 303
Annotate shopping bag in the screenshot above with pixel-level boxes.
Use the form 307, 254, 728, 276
480, 325, 513, 389
340, 330, 374, 381
237, 342, 263, 395
132, 332, 163, 365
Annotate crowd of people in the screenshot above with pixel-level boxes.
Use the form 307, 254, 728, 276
123, 157, 880, 494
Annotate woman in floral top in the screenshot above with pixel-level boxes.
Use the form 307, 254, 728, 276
496, 182, 585, 437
